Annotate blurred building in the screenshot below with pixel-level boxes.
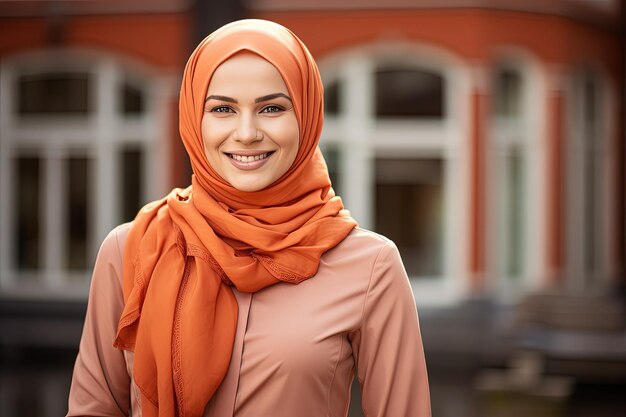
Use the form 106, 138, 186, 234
0, 0, 624, 416
271, 1, 624, 309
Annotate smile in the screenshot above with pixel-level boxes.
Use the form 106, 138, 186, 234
226, 152, 273, 163
225, 151, 275, 171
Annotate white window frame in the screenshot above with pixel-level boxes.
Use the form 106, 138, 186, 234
564, 65, 617, 293
0, 48, 175, 300
318, 42, 472, 307
485, 50, 548, 303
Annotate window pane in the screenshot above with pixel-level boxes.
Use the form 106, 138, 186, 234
576, 73, 602, 282
121, 82, 145, 115
18, 72, 90, 115
15, 156, 42, 270
321, 145, 341, 197
584, 76, 598, 277
65, 157, 90, 270
119, 147, 143, 223
324, 80, 340, 115
506, 148, 524, 278
584, 76, 597, 125
494, 69, 522, 117
375, 158, 444, 277
375, 68, 444, 118
585, 147, 597, 276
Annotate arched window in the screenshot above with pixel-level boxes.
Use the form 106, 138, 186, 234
491, 66, 526, 282
567, 69, 605, 289
319, 47, 466, 306
18, 72, 92, 115
0, 52, 162, 298
373, 66, 447, 278
375, 67, 444, 118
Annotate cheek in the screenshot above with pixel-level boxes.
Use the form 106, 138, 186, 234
274, 117, 300, 158
201, 117, 228, 157
200, 116, 212, 152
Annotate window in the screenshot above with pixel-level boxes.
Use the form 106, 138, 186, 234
582, 74, 601, 279
9, 151, 95, 275
491, 66, 527, 284
324, 80, 341, 115
18, 72, 91, 115
14, 155, 42, 270
375, 158, 444, 277
119, 146, 144, 223
120, 81, 145, 115
320, 145, 341, 197
493, 69, 522, 118
319, 49, 463, 305
566, 69, 607, 290
65, 156, 91, 270
375, 67, 444, 118
1, 57, 157, 298
505, 147, 524, 278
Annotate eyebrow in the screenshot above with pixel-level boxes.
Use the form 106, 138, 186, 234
205, 93, 292, 104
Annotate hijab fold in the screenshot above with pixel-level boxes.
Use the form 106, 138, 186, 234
114, 19, 357, 417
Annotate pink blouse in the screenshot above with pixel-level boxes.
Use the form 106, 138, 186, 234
67, 222, 431, 417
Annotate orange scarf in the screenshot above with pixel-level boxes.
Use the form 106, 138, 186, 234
114, 19, 357, 417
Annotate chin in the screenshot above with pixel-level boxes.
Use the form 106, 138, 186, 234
228, 179, 270, 193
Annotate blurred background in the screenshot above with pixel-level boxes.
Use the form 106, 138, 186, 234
0, 0, 625, 416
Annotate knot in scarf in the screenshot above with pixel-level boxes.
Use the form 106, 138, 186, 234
114, 19, 357, 417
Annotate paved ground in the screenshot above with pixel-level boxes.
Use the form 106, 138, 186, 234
2, 298, 625, 416
1, 348, 624, 417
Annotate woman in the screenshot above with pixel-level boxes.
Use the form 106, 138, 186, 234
67, 19, 430, 417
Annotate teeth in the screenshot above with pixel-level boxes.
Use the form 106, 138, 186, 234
229, 152, 270, 163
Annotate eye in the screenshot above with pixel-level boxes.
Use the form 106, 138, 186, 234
261, 105, 284, 113
210, 105, 234, 113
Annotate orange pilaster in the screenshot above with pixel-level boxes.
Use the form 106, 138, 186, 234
547, 91, 565, 285
469, 90, 486, 291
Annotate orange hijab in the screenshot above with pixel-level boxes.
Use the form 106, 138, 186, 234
114, 19, 357, 417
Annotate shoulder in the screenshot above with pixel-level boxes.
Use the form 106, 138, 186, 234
96, 222, 133, 266
347, 227, 393, 246
322, 227, 402, 276
347, 231, 415, 315
333, 227, 398, 259
87, 222, 134, 298
103, 221, 133, 248
337, 228, 408, 288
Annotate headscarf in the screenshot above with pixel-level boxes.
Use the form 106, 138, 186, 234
114, 19, 357, 417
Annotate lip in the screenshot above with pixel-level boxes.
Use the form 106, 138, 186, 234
224, 150, 274, 156
224, 151, 275, 171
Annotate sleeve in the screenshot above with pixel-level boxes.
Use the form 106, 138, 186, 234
351, 240, 431, 417
66, 226, 131, 417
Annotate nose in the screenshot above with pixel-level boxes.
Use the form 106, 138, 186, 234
234, 113, 261, 145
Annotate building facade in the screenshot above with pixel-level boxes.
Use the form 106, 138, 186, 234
0, 0, 623, 305
1, 1, 624, 416
253, 1, 624, 308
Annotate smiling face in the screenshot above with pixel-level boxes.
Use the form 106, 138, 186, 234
201, 51, 300, 192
